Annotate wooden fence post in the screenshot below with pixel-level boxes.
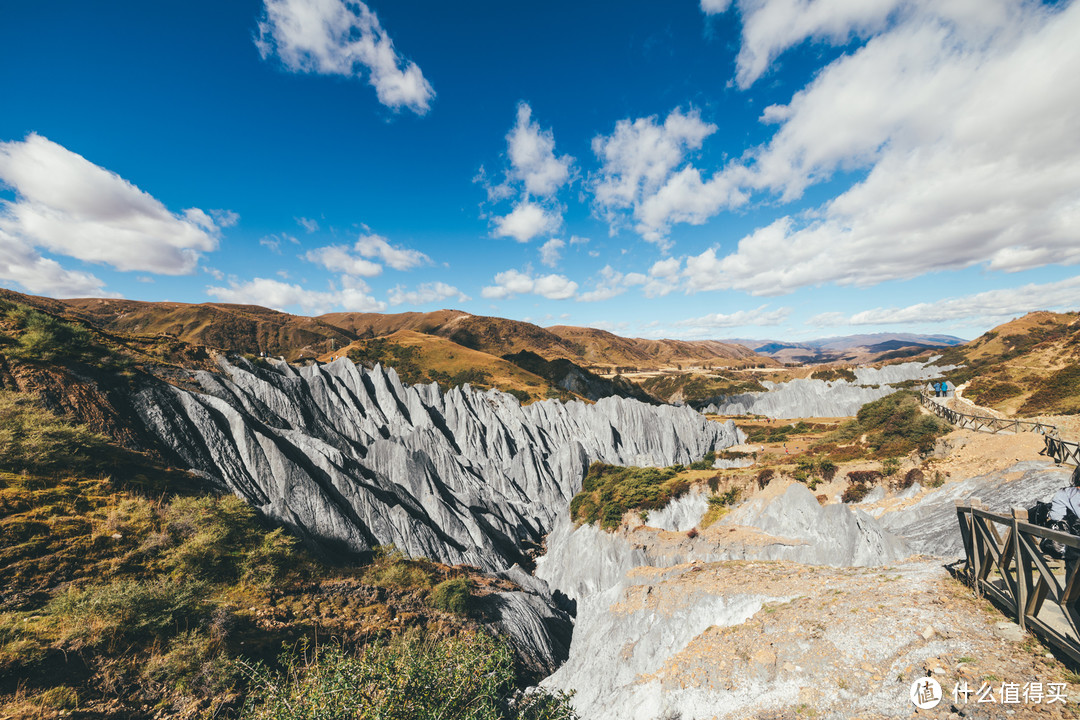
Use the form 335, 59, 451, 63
1013, 507, 1028, 631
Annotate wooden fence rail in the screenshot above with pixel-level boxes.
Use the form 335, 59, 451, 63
956, 500, 1080, 663
920, 392, 1079, 467
1044, 436, 1080, 467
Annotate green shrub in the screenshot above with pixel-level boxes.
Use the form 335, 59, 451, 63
238, 632, 577, 720
1019, 365, 1080, 415
689, 450, 716, 470
3, 306, 96, 363
829, 391, 950, 458
363, 546, 437, 591
47, 577, 210, 647
881, 458, 901, 477
842, 483, 873, 504
570, 461, 691, 531
505, 388, 531, 403
431, 577, 473, 615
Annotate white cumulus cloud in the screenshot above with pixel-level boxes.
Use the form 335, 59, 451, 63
492, 202, 560, 243
507, 103, 573, 197
256, 0, 434, 114
685, 0, 1080, 295
481, 269, 578, 300
304, 245, 382, 276
539, 238, 565, 268
589, 109, 744, 245
354, 233, 429, 270
812, 276, 1080, 327
486, 103, 573, 244
0, 134, 220, 288
207, 276, 385, 314
304, 233, 429, 276
388, 281, 469, 306
675, 305, 792, 329
0, 229, 116, 297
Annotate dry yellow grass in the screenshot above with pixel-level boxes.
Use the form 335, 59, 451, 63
323, 330, 575, 402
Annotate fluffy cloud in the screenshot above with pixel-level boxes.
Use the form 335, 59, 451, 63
539, 238, 565, 268
685, 0, 1080, 295
481, 269, 578, 300
487, 103, 572, 243
296, 216, 319, 233
304, 244, 382, 276
577, 260, 681, 302
492, 202, 560, 243
675, 305, 791, 329
304, 234, 429, 276
811, 276, 1080, 327
0, 134, 220, 285
589, 109, 744, 245
0, 230, 116, 297
388, 281, 469, 306
256, 0, 434, 114
354, 233, 429, 270
578, 265, 628, 302
207, 276, 385, 314
703, 0, 906, 89
507, 103, 573, 197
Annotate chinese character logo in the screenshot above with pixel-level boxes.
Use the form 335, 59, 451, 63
911, 677, 943, 709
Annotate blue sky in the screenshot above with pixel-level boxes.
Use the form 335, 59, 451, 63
2, 0, 1079, 341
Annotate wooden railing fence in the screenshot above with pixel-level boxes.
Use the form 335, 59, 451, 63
921, 393, 1079, 467
956, 500, 1080, 663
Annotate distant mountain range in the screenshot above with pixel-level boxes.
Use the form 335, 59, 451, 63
724, 332, 967, 365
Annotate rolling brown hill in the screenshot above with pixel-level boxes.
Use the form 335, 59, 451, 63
319, 310, 586, 360
545, 325, 770, 370
53, 296, 354, 361
317, 311, 767, 370
935, 311, 1080, 416
0, 287, 776, 377
322, 330, 577, 403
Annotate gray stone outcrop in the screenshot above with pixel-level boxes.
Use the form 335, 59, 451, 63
135, 356, 740, 572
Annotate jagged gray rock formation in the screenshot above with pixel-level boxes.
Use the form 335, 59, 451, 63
478, 565, 576, 677
721, 484, 910, 566
878, 460, 1070, 557
700, 359, 955, 419
645, 488, 709, 532
536, 483, 912, 604
701, 377, 894, 418
543, 581, 781, 720
851, 357, 956, 385
135, 355, 740, 572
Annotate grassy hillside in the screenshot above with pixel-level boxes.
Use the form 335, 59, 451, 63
933, 311, 1080, 416
501, 350, 657, 404
635, 371, 767, 405
0, 390, 575, 719
62, 296, 354, 362
338, 331, 575, 403
321, 311, 587, 360
544, 326, 767, 370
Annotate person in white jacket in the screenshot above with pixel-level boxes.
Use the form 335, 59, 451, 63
1049, 465, 1080, 585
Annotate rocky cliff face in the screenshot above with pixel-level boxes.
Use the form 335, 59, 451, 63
700, 359, 955, 418
132, 355, 740, 677
537, 454, 1072, 719
135, 356, 740, 571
